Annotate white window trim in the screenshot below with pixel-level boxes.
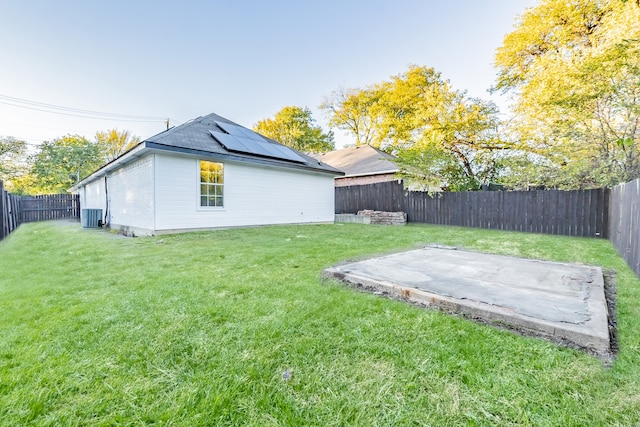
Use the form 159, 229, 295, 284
197, 159, 225, 210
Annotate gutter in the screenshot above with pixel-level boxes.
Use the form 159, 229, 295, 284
338, 170, 399, 179
69, 143, 147, 191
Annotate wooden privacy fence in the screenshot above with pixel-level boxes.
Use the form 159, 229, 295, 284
406, 187, 609, 238
335, 180, 406, 214
336, 180, 609, 238
0, 181, 21, 241
0, 180, 80, 242
609, 178, 640, 277
19, 193, 80, 223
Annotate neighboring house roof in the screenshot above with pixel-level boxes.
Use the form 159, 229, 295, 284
317, 145, 399, 178
72, 113, 343, 189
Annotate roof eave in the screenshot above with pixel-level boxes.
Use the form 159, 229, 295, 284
69, 142, 148, 191
338, 170, 399, 179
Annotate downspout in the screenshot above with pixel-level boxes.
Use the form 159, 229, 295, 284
152, 154, 156, 232
104, 175, 110, 227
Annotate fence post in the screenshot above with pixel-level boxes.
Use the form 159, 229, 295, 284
0, 180, 5, 240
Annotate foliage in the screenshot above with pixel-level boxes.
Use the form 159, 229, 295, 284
0, 136, 28, 184
6, 129, 140, 195
494, 0, 640, 189
3, 174, 40, 196
321, 66, 507, 190
253, 106, 335, 154
31, 135, 102, 194
1, 222, 639, 425
321, 87, 381, 146
95, 128, 140, 162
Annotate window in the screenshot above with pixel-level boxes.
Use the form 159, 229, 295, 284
200, 160, 224, 207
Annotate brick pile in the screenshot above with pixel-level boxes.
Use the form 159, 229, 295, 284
357, 210, 407, 226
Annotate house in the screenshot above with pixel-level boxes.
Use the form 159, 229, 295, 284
317, 145, 399, 187
70, 113, 343, 236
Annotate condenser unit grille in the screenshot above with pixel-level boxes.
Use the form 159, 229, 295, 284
82, 209, 102, 228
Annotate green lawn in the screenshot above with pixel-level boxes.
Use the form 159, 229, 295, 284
1, 221, 639, 426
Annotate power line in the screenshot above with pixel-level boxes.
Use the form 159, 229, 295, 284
0, 94, 171, 123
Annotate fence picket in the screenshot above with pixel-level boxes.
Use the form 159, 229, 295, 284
0, 181, 6, 240
609, 179, 640, 277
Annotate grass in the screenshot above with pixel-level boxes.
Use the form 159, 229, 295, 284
0, 221, 639, 426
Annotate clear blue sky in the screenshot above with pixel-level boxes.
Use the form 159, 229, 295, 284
0, 1, 535, 149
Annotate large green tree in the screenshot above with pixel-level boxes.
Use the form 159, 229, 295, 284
95, 129, 140, 162
494, 0, 640, 188
0, 136, 27, 184
322, 65, 506, 190
253, 106, 335, 154
31, 135, 103, 194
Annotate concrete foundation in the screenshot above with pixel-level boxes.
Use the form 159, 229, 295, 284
335, 214, 371, 224
324, 246, 611, 357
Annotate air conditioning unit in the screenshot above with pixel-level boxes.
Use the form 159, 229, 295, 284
82, 209, 103, 228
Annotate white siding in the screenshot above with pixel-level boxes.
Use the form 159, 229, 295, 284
81, 178, 107, 212
107, 155, 154, 231
154, 153, 335, 231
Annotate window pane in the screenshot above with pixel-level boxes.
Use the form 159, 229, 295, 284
201, 184, 209, 196
215, 196, 223, 206
200, 160, 209, 175
200, 161, 222, 183
200, 196, 208, 206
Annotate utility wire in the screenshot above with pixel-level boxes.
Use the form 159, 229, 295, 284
0, 94, 171, 123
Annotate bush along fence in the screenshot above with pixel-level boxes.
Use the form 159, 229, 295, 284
336, 179, 640, 279
0, 180, 80, 242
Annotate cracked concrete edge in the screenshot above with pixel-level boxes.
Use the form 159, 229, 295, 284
323, 267, 611, 358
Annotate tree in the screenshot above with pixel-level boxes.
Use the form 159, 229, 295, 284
494, 0, 640, 188
253, 106, 335, 154
0, 136, 27, 183
322, 65, 507, 190
31, 135, 103, 194
95, 129, 140, 162
321, 87, 381, 146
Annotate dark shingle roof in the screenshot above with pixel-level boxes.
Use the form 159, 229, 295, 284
145, 113, 342, 175
146, 113, 229, 156
317, 145, 398, 177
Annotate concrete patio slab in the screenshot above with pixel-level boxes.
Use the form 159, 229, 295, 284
324, 246, 611, 356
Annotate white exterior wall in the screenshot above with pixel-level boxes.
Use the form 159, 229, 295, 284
107, 155, 154, 231
81, 177, 107, 213
154, 153, 335, 231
